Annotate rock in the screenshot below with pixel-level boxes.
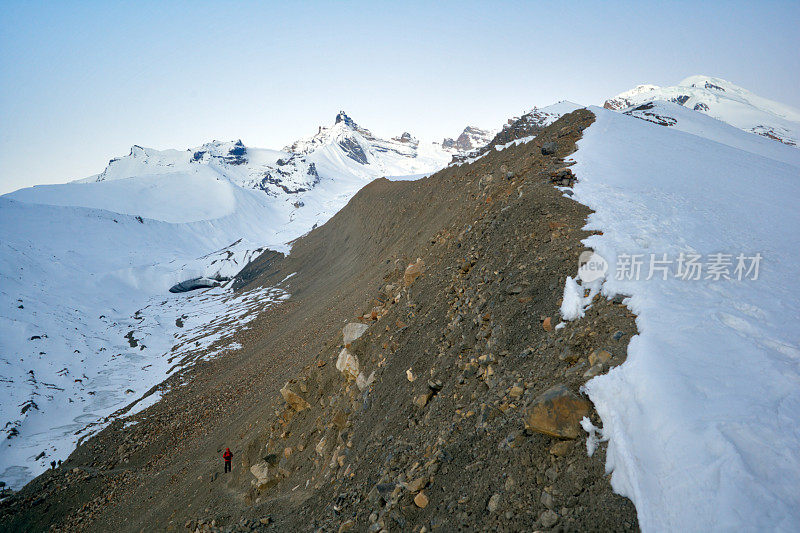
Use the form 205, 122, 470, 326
280, 384, 310, 412
414, 491, 429, 508
542, 317, 553, 332
406, 368, 416, 382
523, 384, 591, 439
506, 285, 524, 295
540, 491, 555, 509
558, 347, 579, 364
487, 493, 502, 513
427, 379, 443, 392
583, 364, 604, 379
250, 462, 271, 485
336, 348, 360, 379
356, 371, 375, 391
315, 437, 327, 456
540, 509, 559, 528
376, 482, 397, 498
588, 349, 612, 366
508, 385, 524, 399
343, 322, 369, 346
414, 391, 433, 409
404, 258, 425, 286
613, 330, 625, 341
541, 141, 558, 155
549, 441, 572, 457
406, 476, 427, 493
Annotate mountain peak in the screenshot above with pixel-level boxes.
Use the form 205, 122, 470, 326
335, 110, 358, 129
604, 76, 800, 146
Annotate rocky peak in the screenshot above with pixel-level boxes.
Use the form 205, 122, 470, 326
335, 110, 358, 129
393, 132, 418, 145
443, 126, 495, 152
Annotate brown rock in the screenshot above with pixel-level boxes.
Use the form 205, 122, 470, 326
549, 440, 572, 457
406, 476, 427, 493
542, 317, 553, 332
280, 384, 310, 412
589, 349, 612, 366
414, 391, 433, 409
524, 384, 591, 439
414, 491, 429, 508
403, 258, 425, 286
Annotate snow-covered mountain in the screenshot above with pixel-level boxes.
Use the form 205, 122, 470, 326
604, 76, 800, 147
0, 111, 491, 489
84, 111, 462, 199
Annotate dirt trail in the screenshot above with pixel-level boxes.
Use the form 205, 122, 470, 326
0, 109, 639, 532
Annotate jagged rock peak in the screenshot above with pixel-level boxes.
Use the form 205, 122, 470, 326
335, 110, 358, 129
443, 125, 495, 152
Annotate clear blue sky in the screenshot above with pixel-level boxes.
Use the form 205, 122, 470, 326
1, 0, 798, 194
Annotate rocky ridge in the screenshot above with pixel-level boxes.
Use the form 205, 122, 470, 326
0, 109, 639, 532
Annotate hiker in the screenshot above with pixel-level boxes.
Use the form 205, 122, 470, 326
50, 460, 56, 470
223, 447, 233, 473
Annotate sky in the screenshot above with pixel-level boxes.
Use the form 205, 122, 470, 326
1, 0, 798, 194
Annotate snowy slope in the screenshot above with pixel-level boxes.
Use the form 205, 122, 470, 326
0, 111, 487, 489
0, 187, 288, 490
562, 107, 800, 531
621, 100, 800, 167
604, 76, 800, 147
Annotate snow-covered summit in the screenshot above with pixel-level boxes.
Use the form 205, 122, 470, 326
604, 76, 800, 146
602, 85, 659, 110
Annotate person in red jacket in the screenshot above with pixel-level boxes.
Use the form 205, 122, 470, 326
223, 447, 233, 473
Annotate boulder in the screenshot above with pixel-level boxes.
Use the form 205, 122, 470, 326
250, 461, 277, 490
343, 322, 369, 346
524, 384, 591, 439
280, 384, 310, 412
168, 276, 223, 293
336, 348, 360, 379
403, 258, 425, 286
541, 141, 558, 155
